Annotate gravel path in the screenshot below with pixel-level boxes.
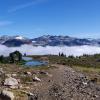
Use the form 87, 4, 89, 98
29, 65, 100, 100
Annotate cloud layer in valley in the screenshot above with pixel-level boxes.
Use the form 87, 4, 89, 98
0, 45, 100, 57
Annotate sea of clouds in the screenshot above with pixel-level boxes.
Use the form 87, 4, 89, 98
0, 44, 100, 56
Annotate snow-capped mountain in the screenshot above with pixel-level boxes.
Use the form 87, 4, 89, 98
0, 35, 100, 47
32, 35, 100, 46
0, 35, 32, 47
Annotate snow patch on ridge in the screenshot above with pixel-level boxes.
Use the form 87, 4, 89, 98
15, 36, 24, 40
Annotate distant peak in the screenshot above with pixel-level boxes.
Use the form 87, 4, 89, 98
15, 36, 24, 40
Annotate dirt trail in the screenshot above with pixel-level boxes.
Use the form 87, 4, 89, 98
28, 65, 100, 100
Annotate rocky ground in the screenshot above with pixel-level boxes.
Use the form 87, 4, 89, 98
0, 64, 100, 100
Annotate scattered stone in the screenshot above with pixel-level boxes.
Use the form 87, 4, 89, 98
39, 71, 52, 77
32, 71, 37, 75
33, 76, 41, 82
28, 92, 34, 96
79, 74, 87, 79
90, 78, 98, 83
47, 73, 53, 77
20, 90, 35, 96
24, 71, 32, 76
49, 83, 64, 99
10, 86, 18, 89
82, 82, 87, 85
17, 79, 20, 83
11, 74, 17, 77
20, 90, 38, 100
4, 77, 18, 88
48, 65, 50, 67
93, 94, 99, 98
24, 86, 30, 89
96, 87, 100, 91
6, 74, 12, 78
39, 71, 48, 75
18, 84, 23, 89
28, 94, 38, 100
0, 90, 14, 100
0, 68, 4, 75
0, 63, 100, 100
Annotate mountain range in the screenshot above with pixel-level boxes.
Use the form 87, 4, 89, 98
0, 35, 100, 47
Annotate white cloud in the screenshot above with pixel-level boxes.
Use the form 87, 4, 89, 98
8, 0, 47, 13
0, 45, 100, 57
0, 21, 13, 27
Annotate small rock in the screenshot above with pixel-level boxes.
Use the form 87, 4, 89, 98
28, 92, 34, 96
0, 68, 4, 74
90, 78, 97, 83
32, 71, 37, 75
33, 76, 41, 82
18, 84, 23, 89
39, 71, 52, 77
0, 90, 14, 100
11, 74, 17, 77
24, 71, 32, 76
93, 95, 99, 98
6, 74, 12, 78
39, 71, 47, 75
10, 85, 18, 89
47, 73, 53, 77
24, 86, 30, 89
17, 79, 20, 83
82, 82, 88, 85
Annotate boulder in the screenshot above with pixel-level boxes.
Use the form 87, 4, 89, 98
4, 77, 18, 88
33, 76, 41, 82
0, 90, 14, 100
24, 71, 32, 76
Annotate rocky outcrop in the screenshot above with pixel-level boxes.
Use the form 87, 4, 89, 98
4, 77, 18, 88
0, 90, 14, 100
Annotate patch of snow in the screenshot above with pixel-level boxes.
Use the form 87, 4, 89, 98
15, 36, 24, 40
32, 40, 36, 43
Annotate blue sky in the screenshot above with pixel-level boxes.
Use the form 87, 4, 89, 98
0, 0, 100, 38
